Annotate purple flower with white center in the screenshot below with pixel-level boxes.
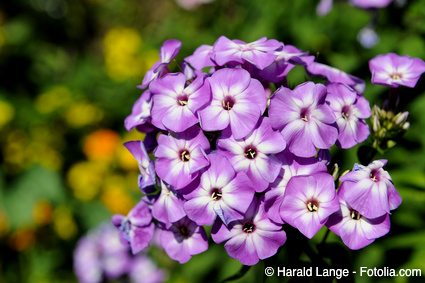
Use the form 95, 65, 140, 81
139, 39, 182, 89
306, 62, 366, 93
184, 152, 255, 225
350, 0, 392, 9
185, 45, 216, 70
112, 201, 154, 254
217, 117, 286, 192
326, 186, 390, 250
369, 53, 425, 88
124, 141, 156, 191
280, 173, 340, 239
213, 36, 282, 70
198, 68, 267, 139
152, 181, 186, 225
129, 255, 166, 283
159, 217, 208, 263
339, 160, 402, 218
259, 45, 315, 83
326, 83, 371, 149
124, 91, 154, 132
269, 82, 338, 158
265, 151, 328, 224
211, 199, 286, 266
154, 126, 210, 189
150, 73, 210, 132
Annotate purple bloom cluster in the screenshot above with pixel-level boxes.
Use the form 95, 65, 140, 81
74, 224, 165, 283
117, 36, 418, 265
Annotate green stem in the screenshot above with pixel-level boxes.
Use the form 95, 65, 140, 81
220, 265, 251, 283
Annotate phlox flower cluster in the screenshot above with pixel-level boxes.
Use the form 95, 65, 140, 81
74, 224, 165, 283
115, 36, 425, 265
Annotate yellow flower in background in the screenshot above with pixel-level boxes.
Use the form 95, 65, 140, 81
35, 85, 72, 114
103, 27, 146, 81
101, 175, 135, 215
0, 100, 14, 129
67, 161, 107, 201
53, 206, 77, 240
83, 129, 120, 162
64, 101, 103, 128
3, 129, 63, 172
32, 201, 53, 226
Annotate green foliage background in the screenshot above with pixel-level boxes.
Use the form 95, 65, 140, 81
0, 0, 424, 282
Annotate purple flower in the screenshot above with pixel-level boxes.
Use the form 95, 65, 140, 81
185, 45, 216, 70
154, 126, 210, 189
175, 0, 213, 10
265, 151, 328, 224
217, 117, 286, 192
74, 224, 131, 283
326, 83, 371, 148
129, 255, 166, 283
212, 199, 286, 266
112, 201, 154, 254
184, 152, 255, 225
213, 36, 282, 70
350, 0, 392, 9
316, 0, 333, 16
139, 39, 182, 89
152, 181, 186, 225
357, 26, 379, 49
125, 91, 154, 132
369, 53, 425, 88
159, 217, 208, 263
339, 160, 402, 218
269, 82, 338, 158
198, 68, 267, 139
280, 173, 340, 239
150, 73, 210, 132
306, 62, 365, 93
124, 141, 156, 191
258, 45, 315, 83
327, 186, 390, 250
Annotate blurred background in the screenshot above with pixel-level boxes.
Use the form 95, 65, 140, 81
0, 0, 424, 282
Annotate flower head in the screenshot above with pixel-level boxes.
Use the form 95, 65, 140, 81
269, 82, 338, 158
326, 83, 371, 148
212, 199, 286, 266
150, 73, 210, 132
124, 140, 156, 191
217, 117, 286, 191
265, 151, 328, 224
112, 201, 154, 254
327, 186, 390, 250
198, 68, 267, 139
154, 126, 210, 189
184, 152, 255, 225
159, 217, 208, 263
280, 173, 340, 238
213, 36, 282, 70
339, 160, 402, 218
369, 53, 425, 88
129, 255, 167, 283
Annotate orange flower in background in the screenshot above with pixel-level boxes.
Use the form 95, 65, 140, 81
32, 201, 53, 226
83, 129, 120, 161
9, 229, 35, 251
